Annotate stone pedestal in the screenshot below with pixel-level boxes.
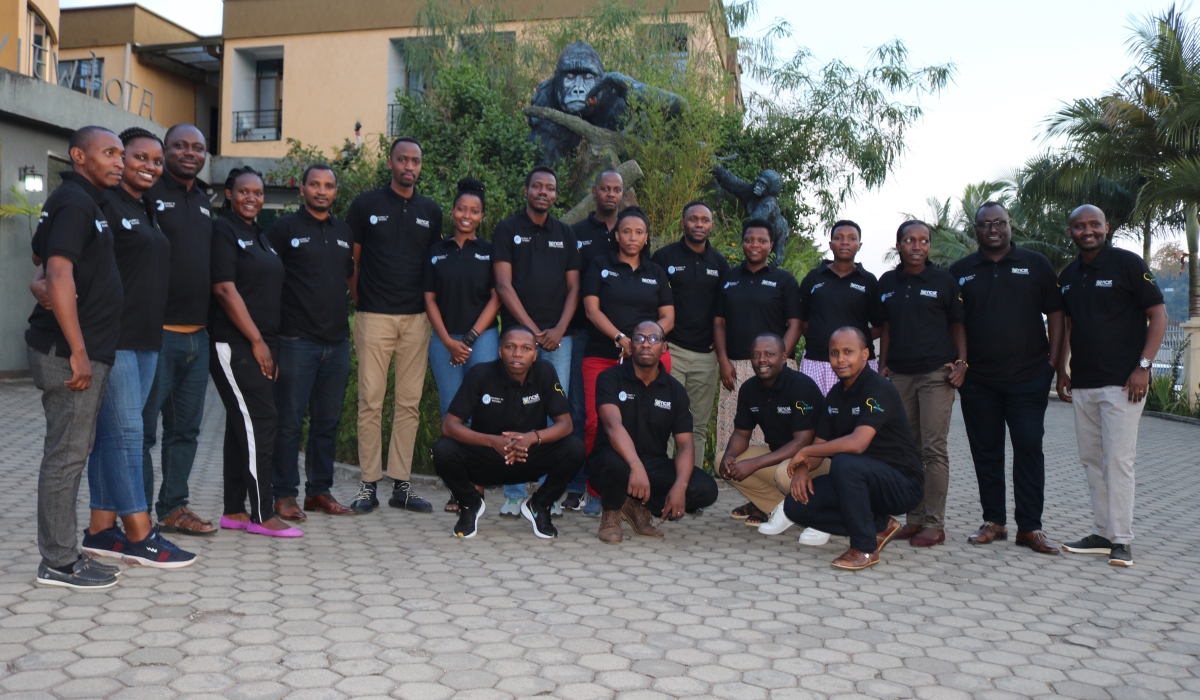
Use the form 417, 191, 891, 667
1182, 318, 1200, 405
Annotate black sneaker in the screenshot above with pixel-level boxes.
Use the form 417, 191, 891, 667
520, 498, 558, 539
349, 481, 379, 513
389, 480, 433, 513
1062, 534, 1113, 554
36, 558, 118, 590
562, 493, 584, 511
454, 500, 486, 539
1109, 544, 1133, 567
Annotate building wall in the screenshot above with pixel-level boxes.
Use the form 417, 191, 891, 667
59, 4, 197, 50
59, 44, 198, 128
0, 0, 61, 79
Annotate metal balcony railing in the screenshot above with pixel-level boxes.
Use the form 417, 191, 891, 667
387, 103, 402, 137
233, 109, 282, 142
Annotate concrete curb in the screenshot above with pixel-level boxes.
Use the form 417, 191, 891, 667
1145, 410, 1200, 426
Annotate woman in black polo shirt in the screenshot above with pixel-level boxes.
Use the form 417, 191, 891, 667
209, 167, 299, 538
581, 207, 674, 453
878, 219, 967, 548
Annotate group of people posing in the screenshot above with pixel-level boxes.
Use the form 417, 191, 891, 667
26, 125, 1166, 590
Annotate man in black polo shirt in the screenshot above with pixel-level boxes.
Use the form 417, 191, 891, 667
267, 164, 356, 521
493, 167, 580, 512
949, 201, 1064, 555
345, 137, 442, 514
1056, 205, 1167, 568
432, 326, 584, 539
653, 201, 730, 476
719, 333, 823, 529
27, 126, 125, 590
588, 321, 720, 544
564, 170, 623, 512
782, 327, 923, 570
142, 123, 218, 537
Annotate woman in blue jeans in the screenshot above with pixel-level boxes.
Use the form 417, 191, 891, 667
423, 178, 502, 512
66, 128, 195, 568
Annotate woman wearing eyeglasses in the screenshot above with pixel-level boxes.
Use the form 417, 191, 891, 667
581, 207, 674, 454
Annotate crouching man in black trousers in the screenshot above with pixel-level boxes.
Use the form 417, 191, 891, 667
783, 326, 924, 570
432, 325, 584, 539
588, 320, 719, 543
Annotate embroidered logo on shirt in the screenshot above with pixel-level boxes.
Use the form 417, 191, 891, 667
618, 391, 632, 401
548, 240, 564, 249
641, 278, 656, 284
602, 269, 615, 278
850, 283, 866, 292
554, 383, 565, 396
237, 239, 249, 249
156, 200, 172, 211
811, 282, 825, 293
199, 206, 210, 216
337, 240, 350, 248
1012, 268, 1030, 275
959, 274, 975, 285
796, 401, 813, 415
482, 394, 503, 405
828, 407, 839, 414
654, 399, 672, 409
749, 406, 759, 413
776, 406, 792, 414
865, 398, 884, 413
121, 218, 135, 229
369, 215, 388, 225
852, 406, 861, 415
1144, 272, 1157, 284
667, 266, 676, 274
291, 237, 310, 248
416, 218, 430, 227
707, 269, 719, 276
1096, 279, 1113, 287
475, 253, 490, 261
724, 281, 737, 288
920, 289, 938, 298
431, 254, 447, 264
1061, 284, 1070, 294
95, 220, 105, 232
514, 235, 530, 244
577, 240, 585, 248
761, 280, 777, 287
522, 394, 542, 405
882, 292, 894, 302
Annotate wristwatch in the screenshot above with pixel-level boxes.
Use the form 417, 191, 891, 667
1138, 357, 1152, 370
613, 333, 627, 348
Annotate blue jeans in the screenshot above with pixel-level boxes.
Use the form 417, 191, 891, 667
272, 337, 352, 499
143, 328, 210, 520
428, 329, 501, 418
565, 330, 588, 493
90, 350, 158, 515
503, 334, 573, 499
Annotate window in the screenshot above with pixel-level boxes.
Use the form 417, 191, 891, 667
649, 23, 689, 73
232, 48, 284, 142
256, 58, 283, 113
45, 154, 71, 194
57, 58, 104, 98
388, 38, 443, 137
30, 10, 51, 80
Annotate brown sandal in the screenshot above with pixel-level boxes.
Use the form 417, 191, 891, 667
159, 507, 217, 536
730, 502, 757, 520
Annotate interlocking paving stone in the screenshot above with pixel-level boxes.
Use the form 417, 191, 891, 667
0, 377, 1197, 698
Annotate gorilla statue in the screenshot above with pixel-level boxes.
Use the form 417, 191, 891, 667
713, 165, 791, 261
529, 41, 682, 164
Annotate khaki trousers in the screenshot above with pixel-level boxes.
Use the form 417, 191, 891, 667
889, 367, 955, 529
668, 346, 719, 469
1072, 385, 1143, 545
353, 311, 430, 482
725, 445, 830, 513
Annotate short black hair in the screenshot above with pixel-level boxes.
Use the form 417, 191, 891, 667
164, 123, 204, 145
752, 332, 785, 353
681, 200, 712, 220
830, 325, 869, 349
525, 166, 557, 187
593, 169, 622, 187
500, 325, 537, 343
301, 163, 336, 185
454, 177, 486, 211
633, 319, 665, 336
974, 200, 1009, 219
68, 125, 116, 153
742, 217, 774, 242
830, 219, 861, 238
389, 136, 422, 157
895, 219, 930, 244
118, 127, 162, 147
616, 206, 650, 231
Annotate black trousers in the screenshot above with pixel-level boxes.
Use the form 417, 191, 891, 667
782, 453, 922, 553
957, 368, 1052, 532
210, 340, 277, 523
586, 448, 719, 514
432, 436, 584, 510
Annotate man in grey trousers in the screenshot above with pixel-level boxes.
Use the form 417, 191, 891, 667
25, 126, 127, 589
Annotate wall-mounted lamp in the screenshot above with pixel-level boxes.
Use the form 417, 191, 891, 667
19, 166, 44, 192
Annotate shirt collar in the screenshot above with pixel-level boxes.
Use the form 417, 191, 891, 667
675, 237, 712, 256
894, 263, 935, 281
108, 185, 145, 208
603, 251, 646, 273
59, 171, 106, 203
739, 261, 772, 276
383, 185, 419, 204
518, 209, 552, 232
619, 359, 670, 387
1078, 244, 1112, 269
441, 235, 482, 251
838, 366, 877, 397
493, 359, 531, 388
161, 171, 207, 192
972, 243, 1025, 266
220, 209, 260, 235
297, 206, 332, 226
819, 260, 866, 278
587, 211, 614, 233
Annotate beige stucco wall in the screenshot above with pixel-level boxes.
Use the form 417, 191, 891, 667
59, 4, 199, 50
59, 44, 197, 127
0, 0, 60, 78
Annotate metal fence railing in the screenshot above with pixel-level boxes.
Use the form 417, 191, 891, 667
387, 103, 402, 137
1153, 321, 1187, 379
233, 109, 282, 142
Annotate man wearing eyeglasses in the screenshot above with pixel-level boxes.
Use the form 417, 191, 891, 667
587, 320, 719, 543
949, 201, 1064, 555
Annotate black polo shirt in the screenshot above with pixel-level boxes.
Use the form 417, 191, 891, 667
266, 208, 354, 345
209, 212, 285, 345
571, 213, 614, 331
26, 171, 123, 365
423, 236, 497, 335
651, 238, 730, 353
949, 245, 1062, 385
734, 367, 825, 451
715, 263, 803, 361
581, 253, 673, 359
1059, 246, 1164, 389
878, 265, 964, 375
594, 362, 692, 459
146, 172, 212, 327
346, 186, 442, 315
818, 368, 922, 479
798, 262, 885, 362
492, 210, 580, 330
102, 187, 170, 351
447, 358, 569, 435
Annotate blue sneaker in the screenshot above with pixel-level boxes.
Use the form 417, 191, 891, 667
82, 526, 130, 560
582, 495, 601, 518
119, 526, 197, 569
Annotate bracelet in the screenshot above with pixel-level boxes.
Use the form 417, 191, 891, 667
954, 359, 968, 367
462, 328, 479, 347
533, 430, 542, 445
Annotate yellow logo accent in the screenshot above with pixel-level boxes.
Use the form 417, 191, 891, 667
1144, 272, 1157, 284
865, 398, 884, 413
795, 400, 813, 415
554, 382, 565, 396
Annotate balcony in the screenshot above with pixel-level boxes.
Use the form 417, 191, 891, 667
387, 103, 402, 137
234, 109, 281, 142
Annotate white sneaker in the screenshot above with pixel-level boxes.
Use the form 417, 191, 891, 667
757, 502, 795, 535
550, 500, 563, 518
499, 497, 522, 517
798, 527, 830, 546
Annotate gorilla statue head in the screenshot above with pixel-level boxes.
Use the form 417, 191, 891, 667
752, 169, 784, 198
554, 42, 606, 114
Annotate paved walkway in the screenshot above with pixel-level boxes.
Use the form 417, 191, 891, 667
0, 378, 1198, 700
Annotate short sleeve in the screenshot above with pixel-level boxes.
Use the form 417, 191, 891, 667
491, 220, 514, 263
345, 196, 366, 244
797, 271, 813, 321
947, 276, 965, 324
447, 365, 481, 421
539, 363, 570, 417
422, 256, 436, 294
855, 386, 897, 433
582, 258, 604, 298
563, 224, 581, 272
791, 377, 824, 433
1128, 256, 1166, 310
42, 204, 95, 264
1039, 256, 1063, 314
655, 266, 673, 307
210, 222, 239, 284
783, 271, 803, 321
733, 383, 757, 432
594, 367, 621, 408
671, 383, 693, 435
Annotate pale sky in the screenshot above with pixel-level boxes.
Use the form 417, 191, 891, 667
63, 0, 1172, 267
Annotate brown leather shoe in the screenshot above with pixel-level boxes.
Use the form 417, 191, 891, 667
304, 493, 354, 515
876, 516, 901, 552
1015, 530, 1061, 554
274, 496, 307, 522
598, 510, 623, 544
158, 506, 217, 536
968, 521, 1007, 544
895, 524, 922, 540
910, 527, 945, 547
621, 498, 665, 538
831, 547, 879, 570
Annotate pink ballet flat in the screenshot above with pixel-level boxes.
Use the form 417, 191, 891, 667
247, 522, 304, 538
220, 516, 250, 530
